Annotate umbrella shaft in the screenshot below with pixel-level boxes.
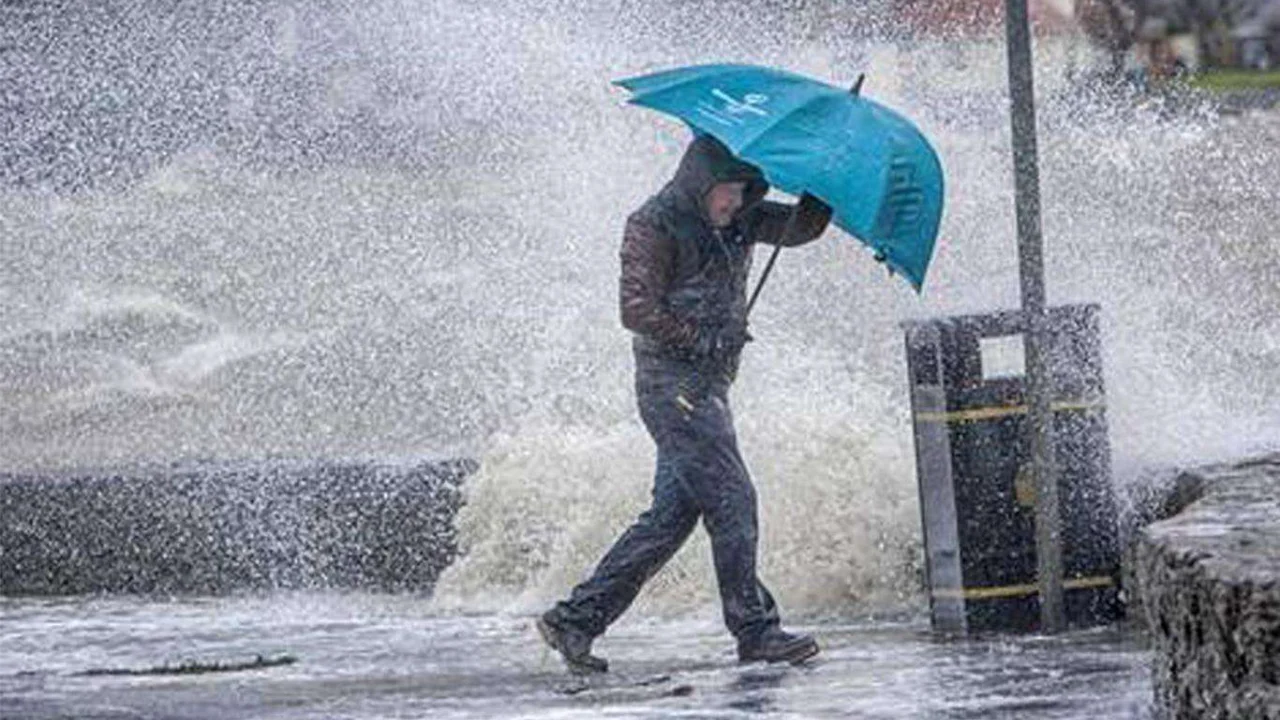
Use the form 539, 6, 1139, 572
746, 245, 783, 317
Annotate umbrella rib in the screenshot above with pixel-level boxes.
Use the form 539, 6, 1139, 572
733, 92, 841, 192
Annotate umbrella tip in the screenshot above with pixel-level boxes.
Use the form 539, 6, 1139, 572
851, 74, 866, 96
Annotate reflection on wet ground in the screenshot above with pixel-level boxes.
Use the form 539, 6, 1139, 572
0, 592, 1152, 719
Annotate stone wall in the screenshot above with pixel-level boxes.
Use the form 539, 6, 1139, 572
1127, 453, 1280, 719
0, 458, 475, 596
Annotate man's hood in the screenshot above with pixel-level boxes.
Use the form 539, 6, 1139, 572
669, 135, 769, 224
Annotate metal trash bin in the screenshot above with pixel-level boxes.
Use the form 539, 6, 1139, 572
903, 304, 1122, 633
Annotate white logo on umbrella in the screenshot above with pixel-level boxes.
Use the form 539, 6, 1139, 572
714, 89, 770, 116
696, 89, 770, 127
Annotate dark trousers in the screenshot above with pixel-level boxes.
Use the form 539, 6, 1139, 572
550, 361, 780, 643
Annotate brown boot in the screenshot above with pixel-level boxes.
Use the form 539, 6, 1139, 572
737, 628, 819, 665
537, 611, 608, 674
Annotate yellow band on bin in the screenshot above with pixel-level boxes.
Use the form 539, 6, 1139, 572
915, 400, 1105, 425
932, 575, 1115, 600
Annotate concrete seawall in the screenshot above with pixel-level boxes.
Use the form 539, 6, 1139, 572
0, 458, 475, 596
1127, 453, 1280, 719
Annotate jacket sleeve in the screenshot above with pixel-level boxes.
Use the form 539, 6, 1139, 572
748, 193, 833, 247
619, 215, 699, 350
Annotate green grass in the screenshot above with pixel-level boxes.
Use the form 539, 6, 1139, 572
1189, 69, 1280, 91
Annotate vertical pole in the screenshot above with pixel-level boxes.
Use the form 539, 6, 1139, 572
1004, 0, 1064, 633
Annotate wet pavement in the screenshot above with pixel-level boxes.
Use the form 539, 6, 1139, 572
0, 592, 1152, 719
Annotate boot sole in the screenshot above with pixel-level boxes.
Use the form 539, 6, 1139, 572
739, 640, 820, 666
785, 640, 820, 665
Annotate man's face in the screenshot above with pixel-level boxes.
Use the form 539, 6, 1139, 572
705, 181, 747, 228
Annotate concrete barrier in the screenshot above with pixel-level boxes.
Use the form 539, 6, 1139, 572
0, 458, 475, 596
1127, 453, 1280, 719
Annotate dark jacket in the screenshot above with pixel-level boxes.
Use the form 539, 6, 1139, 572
619, 135, 831, 379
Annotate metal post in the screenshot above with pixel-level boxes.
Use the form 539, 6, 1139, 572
1004, 0, 1064, 633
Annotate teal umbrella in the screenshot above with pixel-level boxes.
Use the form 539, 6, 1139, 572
614, 63, 944, 291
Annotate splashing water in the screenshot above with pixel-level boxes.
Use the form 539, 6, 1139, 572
2, 1, 1277, 620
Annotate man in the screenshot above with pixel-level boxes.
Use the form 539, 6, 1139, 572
538, 135, 832, 673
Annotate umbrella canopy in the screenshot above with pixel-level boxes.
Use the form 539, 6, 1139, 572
615, 63, 944, 291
